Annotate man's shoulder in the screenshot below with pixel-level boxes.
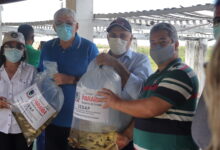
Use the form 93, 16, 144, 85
44, 38, 59, 47
131, 51, 145, 56
40, 38, 59, 55
164, 62, 198, 84
26, 45, 40, 54
129, 50, 149, 60
168, 62, 194, 74
80, 37, 96, 47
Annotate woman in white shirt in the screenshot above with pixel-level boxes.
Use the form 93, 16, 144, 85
0, 31, 35, 150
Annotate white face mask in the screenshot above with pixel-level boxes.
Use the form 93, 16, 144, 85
4, 48, 24, 63
108, 38, 128, 55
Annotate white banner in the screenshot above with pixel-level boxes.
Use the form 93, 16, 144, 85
14, 84, 56, 130
73, 86, 109, 123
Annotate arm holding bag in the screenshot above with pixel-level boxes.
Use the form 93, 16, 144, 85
12, 62, 64, 146
69, 61, 131, 150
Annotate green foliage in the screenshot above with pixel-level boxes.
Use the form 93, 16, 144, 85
178, 46, 185, 62
136, 46, 157, 71
96, 44, 109, 53
206, 46, 213, 62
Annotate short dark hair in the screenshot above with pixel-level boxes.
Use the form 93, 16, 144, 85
18, 24, 34, 41
0, 44, 26, 67
150, 22, 178, 42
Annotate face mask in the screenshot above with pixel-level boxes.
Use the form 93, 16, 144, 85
55, 23, 74, 41
150, 44, 175, 65
4, 48, 24, 63
108, 38, 128, 55
213, 24, 220, 40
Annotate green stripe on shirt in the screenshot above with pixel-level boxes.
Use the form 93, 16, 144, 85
134, 128, 198, 150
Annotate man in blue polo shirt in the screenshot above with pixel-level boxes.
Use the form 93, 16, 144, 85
38, 8, 99, 150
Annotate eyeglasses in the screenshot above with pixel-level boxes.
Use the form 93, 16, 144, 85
4, 43, 25, 50
108, 33, 130, 41
55, 21, 76, 26
150, 39, 172, 48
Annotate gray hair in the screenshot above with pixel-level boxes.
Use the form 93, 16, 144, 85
54, 8, 77, 23
150, 23, 178, 42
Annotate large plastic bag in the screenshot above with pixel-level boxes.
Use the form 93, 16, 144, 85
43, 60, 58, 78
69, 63, 129, 150
12, 61, 64, 146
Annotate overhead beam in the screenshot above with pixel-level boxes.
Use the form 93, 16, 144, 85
1, 3, 214, 40
94, 3, 213, 18
0, 6, 3, 45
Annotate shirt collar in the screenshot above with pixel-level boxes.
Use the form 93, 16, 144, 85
167, 58, 182, 68
0, 62, 25, 78
123, 49, 133, 59
53, 33, 82, 50
155, 58, 182, 74
71, 33, 81, 49
109, 48, 133, 59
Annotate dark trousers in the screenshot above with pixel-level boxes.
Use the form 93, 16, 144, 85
45, 124, 72, 150
0, 132, 33, 150
37, 130, 45, 150
122, 141, 134, 150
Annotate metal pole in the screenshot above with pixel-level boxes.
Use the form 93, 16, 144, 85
0, 5, 3, 46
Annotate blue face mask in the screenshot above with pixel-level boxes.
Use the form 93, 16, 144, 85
4, 48, 24, 63
213, 24, 220, 40
55, 23, 74, 41
150, 44, 175, 65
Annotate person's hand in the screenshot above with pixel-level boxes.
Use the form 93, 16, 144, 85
96, 53, 117, 67
96, 88, 122, 109
116, 133, 130, 150
53, 73, 76, 85
0, 97, 10, 109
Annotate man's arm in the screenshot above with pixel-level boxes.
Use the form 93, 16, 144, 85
121, 54, 152, 99
97, 88, 172, 118
111, 60, 130, 88
96, 53, 130, 87
122, 120, 134, 140
116, 121, 134, 149
53, 73, 79, 85
97, 68, 196, 118
96, 53, 152, 98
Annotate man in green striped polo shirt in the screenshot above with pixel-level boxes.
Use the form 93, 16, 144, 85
97, 23, 199, 150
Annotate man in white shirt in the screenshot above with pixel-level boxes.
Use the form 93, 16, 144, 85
94, 17, 153, 149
